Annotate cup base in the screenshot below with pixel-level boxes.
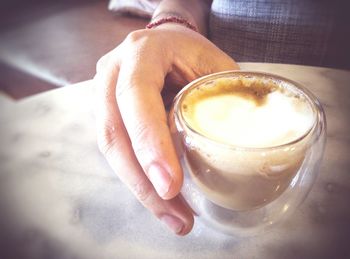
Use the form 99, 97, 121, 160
181, 171, 276, 236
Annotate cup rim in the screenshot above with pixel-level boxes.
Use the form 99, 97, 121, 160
172, 70, 324, 151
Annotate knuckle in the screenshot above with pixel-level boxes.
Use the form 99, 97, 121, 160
131, 121, 168, 166
131, 123, 153, 157
96, 55, 108, 73
125, 29, 147, 44
97, 121, 120, 155
132, 178, 153, 204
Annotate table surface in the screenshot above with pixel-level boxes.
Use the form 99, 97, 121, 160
0, 63, 349, 259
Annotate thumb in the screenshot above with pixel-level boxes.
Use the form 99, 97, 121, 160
194, 38, 240, 76
167, 34, 240, 90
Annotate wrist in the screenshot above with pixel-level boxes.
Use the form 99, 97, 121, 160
150, 0, 210, 35
146, 16, 199, 33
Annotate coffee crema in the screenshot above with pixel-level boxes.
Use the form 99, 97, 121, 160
171, 73, 317, 211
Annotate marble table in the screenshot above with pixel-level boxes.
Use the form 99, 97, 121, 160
0, 63, 349, 259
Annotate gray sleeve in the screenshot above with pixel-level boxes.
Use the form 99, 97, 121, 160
209, 0, 350, 69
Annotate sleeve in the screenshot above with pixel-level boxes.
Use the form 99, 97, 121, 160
108, 0, 161, 18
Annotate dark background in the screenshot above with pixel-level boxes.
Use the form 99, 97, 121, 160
0, 0, 147, 99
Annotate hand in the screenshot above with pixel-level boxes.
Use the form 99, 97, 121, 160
94, 23, 239, 235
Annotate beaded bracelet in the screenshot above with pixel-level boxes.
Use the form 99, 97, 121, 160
146, 16, 198, 33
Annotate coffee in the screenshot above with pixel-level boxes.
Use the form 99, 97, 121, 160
181, 77, 314, 148
172, 75, 316, 210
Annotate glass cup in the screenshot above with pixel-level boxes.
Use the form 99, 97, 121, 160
168, 71, 326, 236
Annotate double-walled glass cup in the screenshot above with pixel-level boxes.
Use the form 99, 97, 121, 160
168, 71, 326, 236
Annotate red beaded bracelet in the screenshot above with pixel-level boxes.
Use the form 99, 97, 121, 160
146, 16, 198, 32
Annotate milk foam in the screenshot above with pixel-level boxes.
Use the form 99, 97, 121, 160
183, 89, 314, 148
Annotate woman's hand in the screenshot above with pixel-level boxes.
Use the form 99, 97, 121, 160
94, 24, 238, 235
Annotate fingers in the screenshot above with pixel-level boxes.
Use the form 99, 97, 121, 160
191, 41, 240, 78
112, 35, 239, 202
94, 57, 193, 235
93, 29, 241, 237
116, 49, 183, 201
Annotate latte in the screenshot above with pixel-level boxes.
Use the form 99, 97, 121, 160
171, 74, 316, 210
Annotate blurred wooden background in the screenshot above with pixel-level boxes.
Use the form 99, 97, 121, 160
0, 0, 147, 99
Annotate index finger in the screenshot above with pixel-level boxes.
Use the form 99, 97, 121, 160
93, 59, 194, 235
116, 49, 182, 200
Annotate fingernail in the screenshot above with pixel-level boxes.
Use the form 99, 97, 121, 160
160, 214, 184, 235
148, 164, 172, 198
